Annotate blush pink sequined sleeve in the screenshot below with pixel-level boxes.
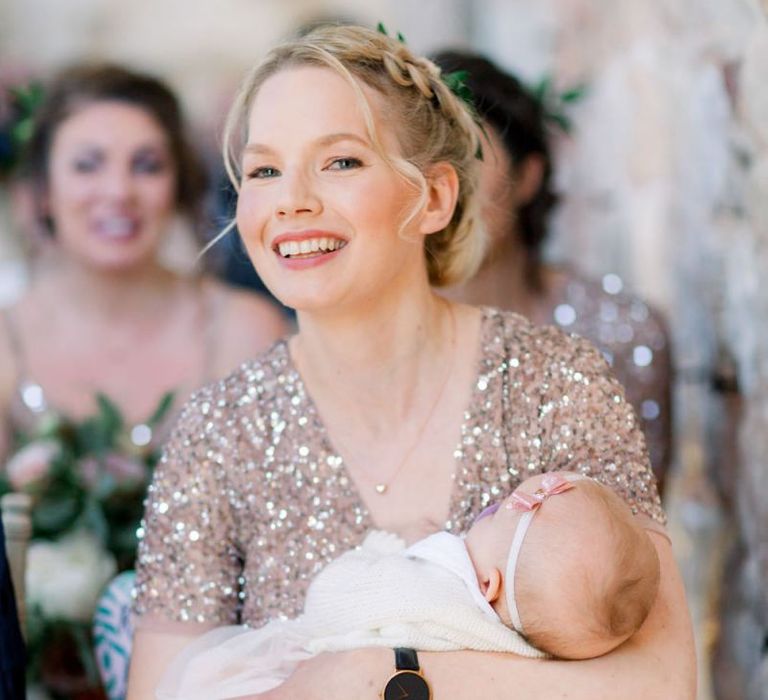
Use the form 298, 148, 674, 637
447, 310, 664, 532
133, 383, 245, 626
531, 324, 663, 521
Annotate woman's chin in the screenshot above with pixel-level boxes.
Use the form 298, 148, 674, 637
72, 248, 160, 275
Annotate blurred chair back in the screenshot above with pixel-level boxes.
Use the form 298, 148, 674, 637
1, 492, 32, 632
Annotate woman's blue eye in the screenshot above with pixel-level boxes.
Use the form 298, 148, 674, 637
249, 166, 280, 179
327, 157, 362, 171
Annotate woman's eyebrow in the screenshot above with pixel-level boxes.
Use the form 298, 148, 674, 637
243, 132, 370, 156
315, 132, 370, 148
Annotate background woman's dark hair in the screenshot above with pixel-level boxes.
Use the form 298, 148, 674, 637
22, 63, 208, 235
431, 51, 558, 287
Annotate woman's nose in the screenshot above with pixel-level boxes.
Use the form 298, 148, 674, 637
101, 166, 136, 201
275, 171, 321, 218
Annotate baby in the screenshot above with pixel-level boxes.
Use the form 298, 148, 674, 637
157, 472, 660, 699
465, 471, 661, 659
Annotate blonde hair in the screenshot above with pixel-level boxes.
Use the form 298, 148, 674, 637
221, 24, 487, 287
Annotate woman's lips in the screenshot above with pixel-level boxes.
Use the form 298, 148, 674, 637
272, 231, 348, 265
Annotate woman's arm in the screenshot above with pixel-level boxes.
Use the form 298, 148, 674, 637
127, 385, 245, 699
127, 626, 213, 700
256, 531, 695, 699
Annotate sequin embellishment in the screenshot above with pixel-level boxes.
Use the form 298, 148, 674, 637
133, 308, 664, 628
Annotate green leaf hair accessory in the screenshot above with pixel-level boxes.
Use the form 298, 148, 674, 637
440, 68, 485, 160
376, 22, 406, 44
375, 22, 484, 160
441, 69, 474, 111
528, 75, 588, 135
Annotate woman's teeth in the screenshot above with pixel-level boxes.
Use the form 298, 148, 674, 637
98, 218, 137, 239
277, 237, 346, 258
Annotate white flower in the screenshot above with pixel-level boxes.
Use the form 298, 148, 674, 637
5, 439, 59, 489
26, 530, 117, 623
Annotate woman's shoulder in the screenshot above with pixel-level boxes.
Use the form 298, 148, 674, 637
200, 277, 290, 374
481, 305, 610, 375
169, 338, 294, 438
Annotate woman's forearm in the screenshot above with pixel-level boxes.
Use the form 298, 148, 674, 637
422, 532, 694, 699
263, 532, 695, 700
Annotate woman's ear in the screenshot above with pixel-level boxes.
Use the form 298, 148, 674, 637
479, 568, 503, 603
418, 162, 459, 236
513, 154, 544, 207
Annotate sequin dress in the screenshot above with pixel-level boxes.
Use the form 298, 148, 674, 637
133, 307, 664, 628
544, 271, 672, 488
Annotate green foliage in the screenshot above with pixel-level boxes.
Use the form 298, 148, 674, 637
528, 75, 588, 135
2, 391, 172, 561
0, 81, 44, 177
2, 391, 175, 694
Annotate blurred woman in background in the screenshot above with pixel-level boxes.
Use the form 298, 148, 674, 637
0, 64, 287, 459
434, 51, 673, 495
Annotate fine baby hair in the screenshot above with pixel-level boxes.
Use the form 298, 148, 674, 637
502, 473, 661, 659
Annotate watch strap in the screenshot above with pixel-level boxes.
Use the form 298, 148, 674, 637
394, 647, 420, 672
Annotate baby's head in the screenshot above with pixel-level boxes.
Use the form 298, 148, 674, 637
464, 472, 660, 659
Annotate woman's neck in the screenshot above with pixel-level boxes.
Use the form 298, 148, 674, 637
29, 254, 182, 322
291, 285, 456, 436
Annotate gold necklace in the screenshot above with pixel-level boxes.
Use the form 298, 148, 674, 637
368, 305, 457, 495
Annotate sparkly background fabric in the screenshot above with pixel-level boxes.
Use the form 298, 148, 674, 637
133, 308, 664, 627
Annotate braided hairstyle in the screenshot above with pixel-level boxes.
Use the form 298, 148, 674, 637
432, 52, 558, 291
222, 24, 487, 287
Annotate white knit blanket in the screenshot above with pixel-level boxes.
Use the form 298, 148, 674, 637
156, 531, 544, 699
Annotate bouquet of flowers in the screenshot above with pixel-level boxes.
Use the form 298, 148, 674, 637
0, 392, 173, 699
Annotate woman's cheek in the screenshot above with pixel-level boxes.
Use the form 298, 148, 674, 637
235, 189, 268, 240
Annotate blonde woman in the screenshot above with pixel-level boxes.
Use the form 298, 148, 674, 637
129, 26, 694, 699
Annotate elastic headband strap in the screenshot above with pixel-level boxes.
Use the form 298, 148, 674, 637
504, 473, 590, 634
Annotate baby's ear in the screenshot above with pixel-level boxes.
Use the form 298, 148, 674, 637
480, 568, 503, 603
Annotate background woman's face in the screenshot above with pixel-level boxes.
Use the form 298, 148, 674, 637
236, 66, 427, 313
45, 100, 177, 272
477, 124, 518, 248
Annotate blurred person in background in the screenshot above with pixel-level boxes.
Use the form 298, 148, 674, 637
434, 51, 673, 496
0, 64, 287, 698
0, 516, 25, 700
0, 64, 287, 460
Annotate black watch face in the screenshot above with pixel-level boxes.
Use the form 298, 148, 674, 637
383, 670, 430, 700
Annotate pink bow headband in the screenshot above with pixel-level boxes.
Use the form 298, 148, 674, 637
508, 472, 576, 511
504, 473, 589, 633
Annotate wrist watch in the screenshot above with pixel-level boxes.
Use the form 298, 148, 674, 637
381, 648, 431, 700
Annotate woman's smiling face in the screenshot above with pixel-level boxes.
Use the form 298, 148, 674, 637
45, 100, 176, 272
236, 65, 431, 313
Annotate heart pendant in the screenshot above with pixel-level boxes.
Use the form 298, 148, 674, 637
375, 483, 387, 494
